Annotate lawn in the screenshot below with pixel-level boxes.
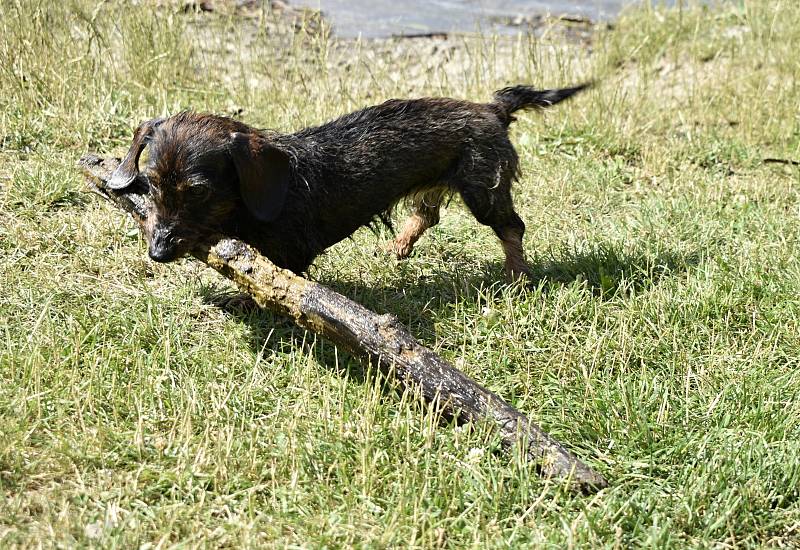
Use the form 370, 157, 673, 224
1, 0, 799, 547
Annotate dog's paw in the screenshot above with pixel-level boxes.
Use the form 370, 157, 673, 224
380, 239, 411, 260
504, 265, 535, 285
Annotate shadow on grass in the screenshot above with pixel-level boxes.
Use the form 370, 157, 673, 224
194, 244, 699, 450
199, 242, 699, 380
527, 244, 700, 297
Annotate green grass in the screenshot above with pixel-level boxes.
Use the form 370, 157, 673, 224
2, 0, 800, 546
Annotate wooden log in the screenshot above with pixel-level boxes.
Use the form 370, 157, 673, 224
79, 153, 608, 493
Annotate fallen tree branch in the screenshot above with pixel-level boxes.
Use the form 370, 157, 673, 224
79, 153, 608, 493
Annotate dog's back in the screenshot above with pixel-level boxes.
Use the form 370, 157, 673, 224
274, 98, 506, 243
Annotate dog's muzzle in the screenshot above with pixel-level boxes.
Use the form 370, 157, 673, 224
148, 225, 181, 263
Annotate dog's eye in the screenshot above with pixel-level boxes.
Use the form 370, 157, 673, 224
189, 185, 209, 198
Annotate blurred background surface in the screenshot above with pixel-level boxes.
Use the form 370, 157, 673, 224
290, 0, 679, 37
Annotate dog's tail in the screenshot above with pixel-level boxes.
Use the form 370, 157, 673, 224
491, 82, 592, 122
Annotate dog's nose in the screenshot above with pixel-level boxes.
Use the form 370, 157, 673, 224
148, 243, 176, 263
148, 226, 178, 262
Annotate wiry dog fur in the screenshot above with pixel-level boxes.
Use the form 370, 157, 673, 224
109, 84, 590, 279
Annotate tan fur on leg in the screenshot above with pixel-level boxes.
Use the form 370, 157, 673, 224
499, 228, 531, 282
386, 187, 447, 259
390, 213, 431, 258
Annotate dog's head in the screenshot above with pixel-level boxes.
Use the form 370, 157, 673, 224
109, 112, 292, 262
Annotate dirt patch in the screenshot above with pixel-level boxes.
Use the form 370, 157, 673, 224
175, 0, 598, 95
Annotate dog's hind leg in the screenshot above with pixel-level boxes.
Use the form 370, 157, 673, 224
388, 187, 448, 259
459, 173, 532, 282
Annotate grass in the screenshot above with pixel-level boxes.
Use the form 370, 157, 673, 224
1, 0, 800, 546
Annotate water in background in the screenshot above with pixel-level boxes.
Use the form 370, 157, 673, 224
290, 0, 674, 38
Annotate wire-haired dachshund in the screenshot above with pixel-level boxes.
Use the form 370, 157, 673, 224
109, 83, 590, 280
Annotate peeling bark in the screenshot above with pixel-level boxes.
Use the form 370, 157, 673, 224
79, 153, 608, 493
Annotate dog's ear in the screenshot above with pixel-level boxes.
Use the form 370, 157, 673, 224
229, 132, 291, 223
108, 118, 164, 190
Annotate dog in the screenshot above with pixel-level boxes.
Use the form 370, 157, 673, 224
109, 83, 590, 279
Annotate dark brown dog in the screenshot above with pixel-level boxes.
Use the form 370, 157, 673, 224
109, 84, 589, 279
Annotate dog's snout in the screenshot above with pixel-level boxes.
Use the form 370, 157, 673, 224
148, 225, 179, 263
148, 244, 176, 263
